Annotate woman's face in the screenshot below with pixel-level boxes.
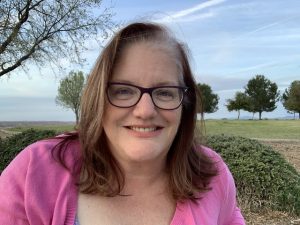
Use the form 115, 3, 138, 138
102, 42, 183, 166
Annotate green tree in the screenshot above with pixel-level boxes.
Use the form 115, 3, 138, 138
0, 0, 115, 77
243, 97, 256, 120
55, 71, 85, 124
197, 83, 219, 114
226, 91, 248, 119
282, 80, 300, 119
244, 75, 280, 120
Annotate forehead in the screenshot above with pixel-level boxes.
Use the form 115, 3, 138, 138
111, 42, 184, 86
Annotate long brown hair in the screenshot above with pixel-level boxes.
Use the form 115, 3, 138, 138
54, 22, 218, 200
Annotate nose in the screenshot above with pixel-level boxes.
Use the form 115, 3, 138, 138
132, 93, 157, 119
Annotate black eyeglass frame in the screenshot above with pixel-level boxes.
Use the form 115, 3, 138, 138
106, 82, 189, 110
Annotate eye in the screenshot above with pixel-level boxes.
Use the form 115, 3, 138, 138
109, 85, 137, 100
115, 88, 133, 95
154, 88, 177, 101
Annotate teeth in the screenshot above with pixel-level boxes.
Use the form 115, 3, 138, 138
130, 127, 157, 132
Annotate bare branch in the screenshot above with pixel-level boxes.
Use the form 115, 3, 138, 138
0, 0, 116, 77
0, 39, 40, 76
0, 0, 31, 54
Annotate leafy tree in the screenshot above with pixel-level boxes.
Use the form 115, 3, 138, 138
226, 91, 248, 119
244, 75, 280, 120
282, 80, 300, 119
0, 0, 115, 77
197, 83, 219, 114
56, 71, 85, 124
243, 97, 256, 120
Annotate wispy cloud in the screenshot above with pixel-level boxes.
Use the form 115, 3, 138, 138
226, 55, 300, 76
170, 0, 226, 19
233, 15, 300, 40
229, 62, 281, 75
174, 12, 215, 23
154, 0, 226, 23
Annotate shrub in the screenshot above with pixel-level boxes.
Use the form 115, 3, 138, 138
0, 129, 58, 172
206, 135, 300, 215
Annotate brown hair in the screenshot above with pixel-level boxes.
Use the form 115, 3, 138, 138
55, 22, 218, 200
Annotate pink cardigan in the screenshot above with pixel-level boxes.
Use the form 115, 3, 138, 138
0, 139, 245, 225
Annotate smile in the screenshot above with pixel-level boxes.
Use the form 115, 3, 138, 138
129, 127, 157, 132
125, 126, 163, 132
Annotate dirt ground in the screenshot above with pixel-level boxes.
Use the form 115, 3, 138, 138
243, 139, 300, 225
261, 140, 300, 173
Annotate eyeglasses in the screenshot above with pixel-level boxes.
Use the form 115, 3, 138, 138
107, 82, 188, 110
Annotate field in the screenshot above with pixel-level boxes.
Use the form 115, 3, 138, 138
204, 119, 300, 140
1, 119, 299, 139
1, 119, 300, 224
0, 121, 75, 133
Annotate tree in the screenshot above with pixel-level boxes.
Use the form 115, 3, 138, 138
244, 75, 280, 120
0, 0, 115, 77
282, 80, 300, 119
226, 91, 248, 119
56, 71, 85, 123
197, 83, 219, 114
243, 96, 256, 120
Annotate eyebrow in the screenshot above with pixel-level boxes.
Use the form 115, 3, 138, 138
110, 79, 180, 86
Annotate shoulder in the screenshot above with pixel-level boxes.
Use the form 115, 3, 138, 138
197, 145, 221, 161
1, 139, 59, 175
194, 145, 237, 204
192, 145, 235, 204
0, 137, 80, 224
196, 145, 229, 174
1, 136, 80, 178
191, 146, 245, 224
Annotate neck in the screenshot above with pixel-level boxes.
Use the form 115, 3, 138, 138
119, 158, 169, 196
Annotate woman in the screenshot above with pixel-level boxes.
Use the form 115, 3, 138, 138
0, 22, 245, 225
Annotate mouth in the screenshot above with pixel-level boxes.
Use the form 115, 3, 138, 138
125, 126, 163, 132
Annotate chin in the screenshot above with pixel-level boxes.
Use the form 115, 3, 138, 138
124, 146, 167, 163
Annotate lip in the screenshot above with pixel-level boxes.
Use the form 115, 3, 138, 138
124, 125, 163, 138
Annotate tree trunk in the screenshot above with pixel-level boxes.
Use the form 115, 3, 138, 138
238, 110, 240, 120
75, 109, 79, 125
259, 111, 262, 120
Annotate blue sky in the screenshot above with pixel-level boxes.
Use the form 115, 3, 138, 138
1, 0, 300, 121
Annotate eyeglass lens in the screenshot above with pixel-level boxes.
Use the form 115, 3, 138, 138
107, 83, 186, 110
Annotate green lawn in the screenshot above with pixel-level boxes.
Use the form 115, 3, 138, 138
203, 119, 300, 140
5, 119, 300, 140
7, 124, 75, 133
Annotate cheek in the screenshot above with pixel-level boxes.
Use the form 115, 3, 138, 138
174, 111, 182, 128
176, 106, 183, 121
102, 105, 118, 132
102, 104, 129, 133
163, 108, 182, 129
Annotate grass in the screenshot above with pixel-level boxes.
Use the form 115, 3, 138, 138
203, 119, 300, 140
3, 119, 300, 140
7, 124, 75, 133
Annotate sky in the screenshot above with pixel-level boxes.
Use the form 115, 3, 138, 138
1, 0, 300, 121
